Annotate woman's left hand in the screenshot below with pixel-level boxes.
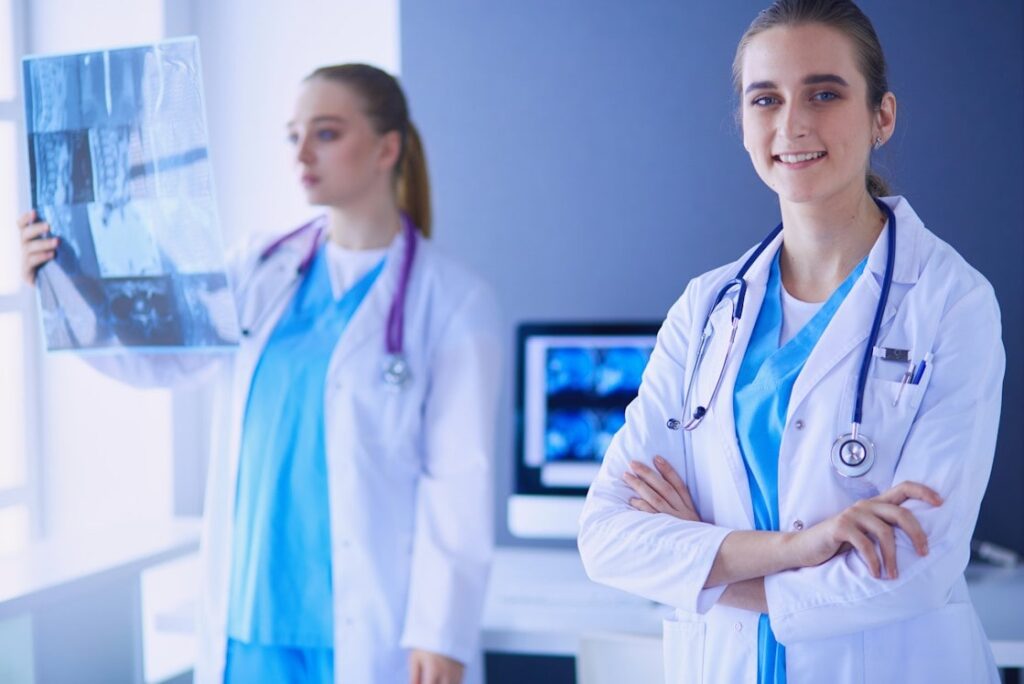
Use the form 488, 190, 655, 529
409, 649, 464, 684
623, 456, 702, 522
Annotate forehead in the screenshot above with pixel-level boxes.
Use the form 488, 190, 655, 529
291, 78, 365, 121
741, 23, 864, 89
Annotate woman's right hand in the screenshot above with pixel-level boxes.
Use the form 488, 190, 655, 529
792, 481, 943, 580
17, 210, 59, 286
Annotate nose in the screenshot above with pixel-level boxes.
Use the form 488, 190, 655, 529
779, 100, 810, 141
295, 133, 314, 166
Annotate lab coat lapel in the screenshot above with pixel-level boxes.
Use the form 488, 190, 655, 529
705, 239, 778, 526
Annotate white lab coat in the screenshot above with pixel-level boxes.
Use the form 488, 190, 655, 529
92, 224, 503, 683
578, 196, 1004, 684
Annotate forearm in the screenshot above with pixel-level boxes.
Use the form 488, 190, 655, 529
718, 578, 767, 613
704, 530, 803, 588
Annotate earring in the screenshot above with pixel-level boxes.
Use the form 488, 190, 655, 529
873, 136, 883, 150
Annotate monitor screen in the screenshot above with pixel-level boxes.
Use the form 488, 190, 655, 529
514, 322, 659, 498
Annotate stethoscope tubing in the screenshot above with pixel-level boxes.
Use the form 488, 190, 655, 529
683, 198, 896, 437
239, 215, 417, 371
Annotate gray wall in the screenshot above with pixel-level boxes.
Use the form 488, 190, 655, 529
401, 1, 1024, 550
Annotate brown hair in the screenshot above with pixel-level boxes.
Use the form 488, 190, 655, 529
307, 64, 432, 236
732, 0, 891, 197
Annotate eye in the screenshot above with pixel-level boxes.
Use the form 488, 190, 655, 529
316, 128, 340, 142
286, 131, 299, 145
812, 90, 839, 102
751, 94, 780, 107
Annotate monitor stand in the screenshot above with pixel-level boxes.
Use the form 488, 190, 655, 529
507, 495, 585, 539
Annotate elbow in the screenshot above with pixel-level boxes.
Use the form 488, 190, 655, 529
576, 498, 606, 583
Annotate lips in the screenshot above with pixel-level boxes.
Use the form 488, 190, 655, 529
301, 173, 320, 187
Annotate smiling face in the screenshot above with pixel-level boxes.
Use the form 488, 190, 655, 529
286, 77, 400, 208
740, 22, 894, 207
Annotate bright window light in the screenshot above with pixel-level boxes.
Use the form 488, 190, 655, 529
0, 312, 25, 490
0, 121, 18, 295
0, 0, 12, 100
0, 504, 29, 554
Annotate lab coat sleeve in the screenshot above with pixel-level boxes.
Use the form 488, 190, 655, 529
578, 285, 734, 614
765, 283, 1005, 644
399, 282, 504, 664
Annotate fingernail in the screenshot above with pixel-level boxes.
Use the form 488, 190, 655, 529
654, 455, 665, 465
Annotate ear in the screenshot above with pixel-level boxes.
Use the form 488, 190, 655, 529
377, 130, 402, 172
874, 91, 897, 145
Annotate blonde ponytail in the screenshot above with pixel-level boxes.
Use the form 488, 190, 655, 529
397, 121, 431, 237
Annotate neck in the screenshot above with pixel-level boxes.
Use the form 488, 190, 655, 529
326, 189, 402, 250
777, 187, 885, 302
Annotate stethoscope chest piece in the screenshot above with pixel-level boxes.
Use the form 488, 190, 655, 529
830, 431, 876, 478
382, 354, 412, 391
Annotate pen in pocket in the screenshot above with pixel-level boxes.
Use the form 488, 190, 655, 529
911, 359, 927, 385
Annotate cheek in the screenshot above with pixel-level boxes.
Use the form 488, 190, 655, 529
328, 139, 376, 172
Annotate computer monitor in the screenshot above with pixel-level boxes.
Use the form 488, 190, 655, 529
508, 322, 659, 539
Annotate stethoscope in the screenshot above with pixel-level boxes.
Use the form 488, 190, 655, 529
239, 213, 418, 390
673, 198, 896, 480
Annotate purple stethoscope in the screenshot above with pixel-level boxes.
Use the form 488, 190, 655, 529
240, 213, 418, 390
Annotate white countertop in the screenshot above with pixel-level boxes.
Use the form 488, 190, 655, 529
0, 518, 201, 617
483, 546, 1024, 667
1, 525, 1020, 669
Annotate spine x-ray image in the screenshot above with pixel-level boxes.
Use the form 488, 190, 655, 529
22, 38, 239, 352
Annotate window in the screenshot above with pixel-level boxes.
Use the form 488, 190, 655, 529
0, 0, 39, 553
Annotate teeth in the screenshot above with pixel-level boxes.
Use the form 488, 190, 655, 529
778, 151, 825, 163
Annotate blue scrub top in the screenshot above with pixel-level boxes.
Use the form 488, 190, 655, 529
226, 245, 384, 653
733, 250, 866, 684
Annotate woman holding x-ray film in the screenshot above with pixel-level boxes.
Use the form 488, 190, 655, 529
18, 64, 500, 684
578, 1, 1005, 682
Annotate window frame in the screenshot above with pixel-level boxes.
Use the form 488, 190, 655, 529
0, 0, 45, 543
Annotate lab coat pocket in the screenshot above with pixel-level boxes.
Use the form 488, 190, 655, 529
662, 617, 706, 684
838, 355, 934, 495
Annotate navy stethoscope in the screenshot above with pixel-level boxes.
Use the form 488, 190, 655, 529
675, 198, 896, 480
239, 213, 418, 390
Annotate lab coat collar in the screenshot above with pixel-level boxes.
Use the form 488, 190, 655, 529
727, 195, 923, 291
254, 217, 411, 369
866, 196, 923, 286
323, 221, 410, 371
785, 196, 928, 423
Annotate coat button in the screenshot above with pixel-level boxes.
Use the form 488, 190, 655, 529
666, 418, 681, 430
792, 519, 805, 531
794, 419, 805, 430
734, 622, 743, 632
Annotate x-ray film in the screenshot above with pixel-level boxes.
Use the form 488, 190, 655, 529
22, 37, 240, 352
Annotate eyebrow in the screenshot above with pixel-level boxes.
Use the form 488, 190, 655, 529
285, 115, 347, 128
744, 73, 850, 94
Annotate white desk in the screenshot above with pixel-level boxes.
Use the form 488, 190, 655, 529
2, 529, 1021, 681
0, 519, 201, 684
483, 547, 1024, 668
